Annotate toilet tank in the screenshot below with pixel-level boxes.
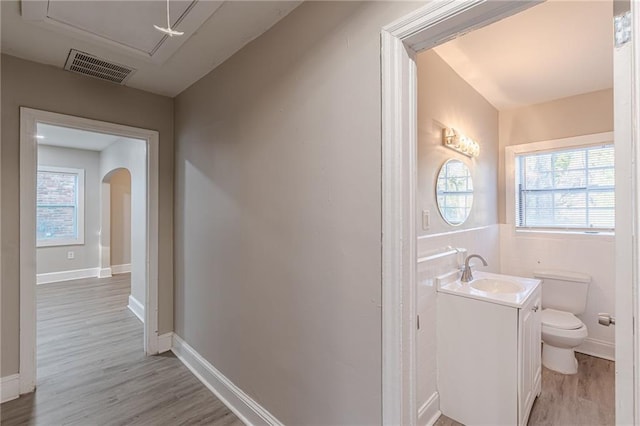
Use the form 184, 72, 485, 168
533, 269, 591, 314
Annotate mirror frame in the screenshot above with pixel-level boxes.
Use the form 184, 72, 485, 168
435, 158, 474, 226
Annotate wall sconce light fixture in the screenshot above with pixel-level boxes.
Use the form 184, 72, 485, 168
442, 128, 480, 158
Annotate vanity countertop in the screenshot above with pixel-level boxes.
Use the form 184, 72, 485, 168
436, 270, 541, 308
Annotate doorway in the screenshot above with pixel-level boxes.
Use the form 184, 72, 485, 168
381, 1, 639, 425
19, 108, 160, 395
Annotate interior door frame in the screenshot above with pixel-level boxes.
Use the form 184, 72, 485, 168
615, 2, 640, 423
19, 108, 160, 395
380, 1, 639, 424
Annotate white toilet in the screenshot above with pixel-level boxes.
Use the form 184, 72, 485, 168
533, 270, 591, 375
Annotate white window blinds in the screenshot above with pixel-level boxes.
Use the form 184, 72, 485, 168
515, 144, 615, 231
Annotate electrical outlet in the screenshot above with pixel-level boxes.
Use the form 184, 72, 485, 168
422, 210, 430, 230
67, 251, 75, 260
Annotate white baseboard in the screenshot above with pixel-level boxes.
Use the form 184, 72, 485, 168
1, 374, 20, 403
158, 332, 173, 353
576, 337, 615, 361
128, 295, 145, 323
418, 392, 441, 426
98, 267, 112, 278
37, 267, 99, 284
111, 263, 131, 274
171, 334, 283, 425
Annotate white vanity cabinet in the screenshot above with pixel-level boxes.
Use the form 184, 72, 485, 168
437, 283, 541, 426
518, 288, 542, 425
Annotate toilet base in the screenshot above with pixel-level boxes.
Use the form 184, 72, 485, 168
542, 343, 578, 374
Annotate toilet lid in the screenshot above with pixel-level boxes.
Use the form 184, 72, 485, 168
541, 309, 583, 330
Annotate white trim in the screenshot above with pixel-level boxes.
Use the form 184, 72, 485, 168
417, 392, 441, 426
19, 108, 161, 396
128, 295, 145, 323
171, 334, 283, 426
504, 132, 615, 228
576, 337, 615, 362
111, 263, 132, 274
35, 165, 85, 247
36, 267, 99, 284
512, 229, 614, 240
20, 108, 38, 394
158, 332, 173, 354
505, 131, 614, 156
380, 2, 540, 424
416, 224, 494, 240
1, 374, 21, 404
631, 5, 640, 422
617, 4, 640, 422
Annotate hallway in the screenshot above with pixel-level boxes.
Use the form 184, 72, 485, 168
0, 275, 240, 425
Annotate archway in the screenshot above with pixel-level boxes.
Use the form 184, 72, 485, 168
99, 138, 147, 323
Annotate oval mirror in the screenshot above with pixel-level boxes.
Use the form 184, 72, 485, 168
436, 159, 473, 226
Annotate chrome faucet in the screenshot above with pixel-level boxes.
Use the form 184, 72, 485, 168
461, 254, 488, 283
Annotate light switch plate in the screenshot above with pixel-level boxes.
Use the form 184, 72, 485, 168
67, 251, 75, 260
422, 210, 430, 230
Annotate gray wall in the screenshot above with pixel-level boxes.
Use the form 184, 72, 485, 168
36, 145, 101, 274
417, 50, 499, 235
174, 1, 422, 424
1, 54, 174, 377
110, 169, 131, 267
100, 139, 146, 305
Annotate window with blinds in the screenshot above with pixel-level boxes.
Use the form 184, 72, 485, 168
515, 144, 614, 231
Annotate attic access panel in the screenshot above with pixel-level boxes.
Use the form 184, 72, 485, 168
48, 1, 194, 55
21, 0, 224, 63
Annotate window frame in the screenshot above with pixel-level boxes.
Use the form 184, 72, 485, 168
36, 165, 85, 247
505, 132, 615, 235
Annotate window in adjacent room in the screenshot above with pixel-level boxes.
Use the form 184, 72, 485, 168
513, 141, 614, 232
36, 166, 85, 246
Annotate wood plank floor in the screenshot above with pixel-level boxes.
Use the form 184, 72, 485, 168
435, 352, 615, 426
1, 274, 242, 426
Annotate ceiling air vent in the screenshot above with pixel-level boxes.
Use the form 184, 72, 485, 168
64, 49, 136, 85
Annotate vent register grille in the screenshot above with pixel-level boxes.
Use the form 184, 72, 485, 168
64, 49, 136, 84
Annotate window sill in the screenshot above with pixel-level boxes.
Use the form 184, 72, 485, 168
37, 240, 84, 248
513, 228, 614, 240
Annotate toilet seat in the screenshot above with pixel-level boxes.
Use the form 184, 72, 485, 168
541, 308, 583, 330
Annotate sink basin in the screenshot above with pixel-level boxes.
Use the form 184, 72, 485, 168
436, 270, 541, 308
470, 278, 524, 294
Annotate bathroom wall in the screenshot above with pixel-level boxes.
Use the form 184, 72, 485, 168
499, 230, 614, 359
417, 51, 499, 236
36, 145, 101, 275
498, 89, 615, 359
498, 89, 613, 223
415, 50, 500, 424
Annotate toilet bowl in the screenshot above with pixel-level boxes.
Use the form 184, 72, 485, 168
541, 309, 588, 374
534, 270, 591, 375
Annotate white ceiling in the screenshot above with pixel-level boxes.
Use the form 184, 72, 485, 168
37, 123, 123, 151
433, 0, 613, 110
2, 0, 301, 97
